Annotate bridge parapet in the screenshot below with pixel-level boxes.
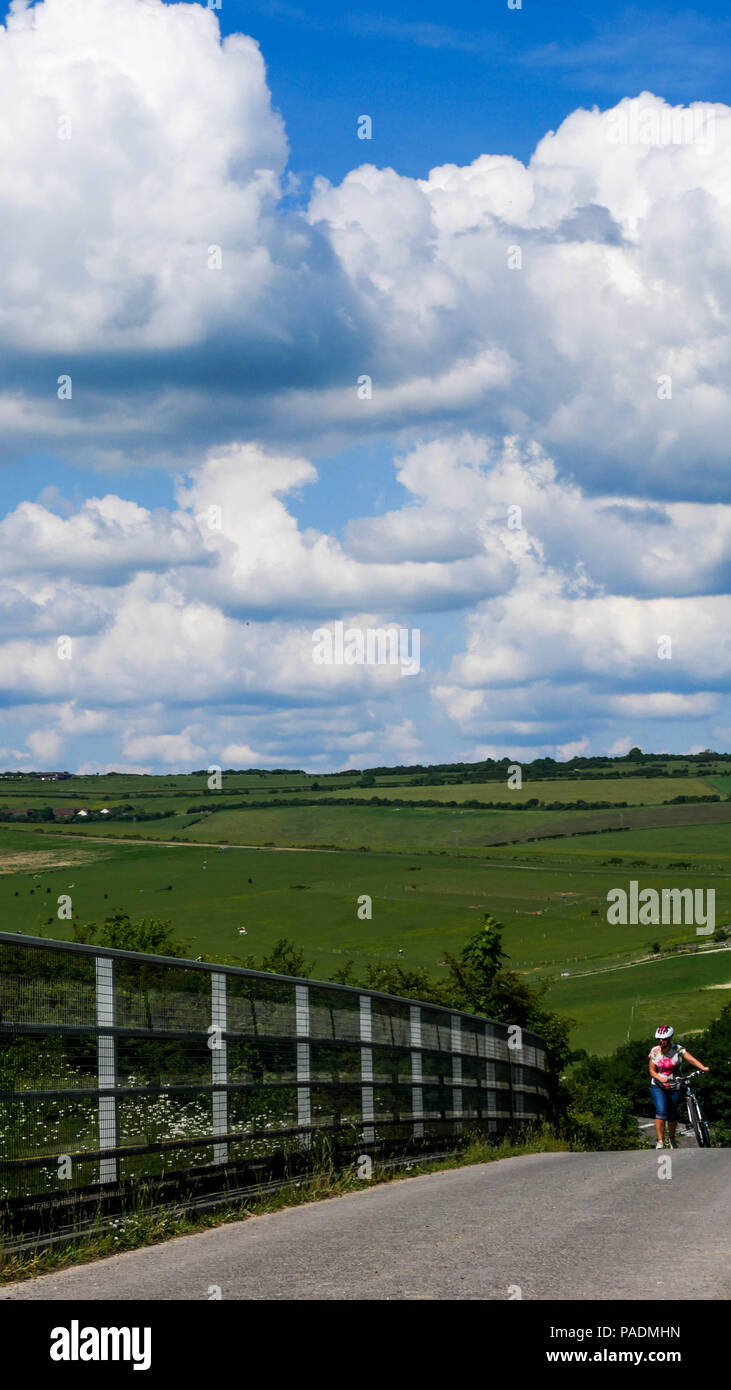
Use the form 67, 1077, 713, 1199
0, 931, 549, 1232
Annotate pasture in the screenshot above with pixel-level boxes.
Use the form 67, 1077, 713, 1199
2, 763, 731, 1054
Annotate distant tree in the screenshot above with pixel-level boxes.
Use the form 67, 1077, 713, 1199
71, 911, 190, 958
359, 962, 438, 1001
628, 746, 643, 762
440, 912, 507, 1014
240, 937, 314, 979
329, 960, 357, 985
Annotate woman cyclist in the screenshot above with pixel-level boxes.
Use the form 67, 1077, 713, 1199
649, 1024, 708, 1149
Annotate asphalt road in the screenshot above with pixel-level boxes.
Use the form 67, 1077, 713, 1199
2, 1151, 729, 1301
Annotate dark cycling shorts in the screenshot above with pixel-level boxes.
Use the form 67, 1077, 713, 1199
651, 1082, 682, 1119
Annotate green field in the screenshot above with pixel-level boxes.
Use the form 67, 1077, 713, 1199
545, 950, 731, 1050
493, 817, 731, 864
2, 764, 731, 1055
0, 766, 722, 813
32, 797, 731, 856
288, 775, 713, 805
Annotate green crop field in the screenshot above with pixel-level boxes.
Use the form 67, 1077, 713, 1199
2, 763, 731, 1056
287, 775, 713, 805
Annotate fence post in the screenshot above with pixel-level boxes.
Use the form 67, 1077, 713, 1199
484, 1022, 492, 1131
410, 1005, 423, 1139
507, 1025, 515, 1127
211, 972, 228, 1164
96, 956, 118, 1185
295, 984, 311, 1149
507, 1026, 523, 1126
485, 1021, 501, 1133
359, 995, 374, 1145
451, 1015, 462, 1137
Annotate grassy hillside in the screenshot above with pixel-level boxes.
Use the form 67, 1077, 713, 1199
2, 761, 731, 1055
545, 950, 731, 1052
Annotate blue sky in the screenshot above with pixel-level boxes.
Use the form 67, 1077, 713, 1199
218, 2, 731, 182
0, 0, 729, 773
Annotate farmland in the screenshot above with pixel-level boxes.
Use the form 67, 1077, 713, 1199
2, 757, 731, 1054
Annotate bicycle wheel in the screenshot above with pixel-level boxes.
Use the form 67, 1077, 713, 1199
687, 1094, 710, 1148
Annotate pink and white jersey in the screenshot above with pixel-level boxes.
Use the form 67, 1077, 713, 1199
649, 1043, 686, 1088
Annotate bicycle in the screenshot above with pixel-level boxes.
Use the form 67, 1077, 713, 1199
676, 1067, 711, 1148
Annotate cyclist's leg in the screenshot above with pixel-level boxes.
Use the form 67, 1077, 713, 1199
651, 1082, 668, 1144
667, 1088, 682, 1143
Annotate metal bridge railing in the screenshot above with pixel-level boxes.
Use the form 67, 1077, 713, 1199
0, 932, 549, 1211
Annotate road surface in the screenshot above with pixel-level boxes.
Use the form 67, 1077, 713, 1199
1, 1150, 729, 1301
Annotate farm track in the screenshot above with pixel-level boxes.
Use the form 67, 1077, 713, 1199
551, 942, 731, 982
15, 832, 343, 853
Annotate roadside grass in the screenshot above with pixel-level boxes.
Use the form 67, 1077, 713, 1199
0, 1125, 580, 1286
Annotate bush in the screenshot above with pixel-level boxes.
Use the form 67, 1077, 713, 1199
564, 1087, 639, 1150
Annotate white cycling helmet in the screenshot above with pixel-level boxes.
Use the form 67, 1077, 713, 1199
655, 1024, 674, 1040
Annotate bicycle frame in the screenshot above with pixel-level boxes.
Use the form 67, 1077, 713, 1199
678, 1068, 710, 1147
680, 1066, 705, 1100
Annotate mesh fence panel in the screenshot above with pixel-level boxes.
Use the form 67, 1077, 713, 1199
0, 933, 549, 1213
114, 958, 210, 1032
227, 974, 295, 1037
0, 943, 96, 1028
